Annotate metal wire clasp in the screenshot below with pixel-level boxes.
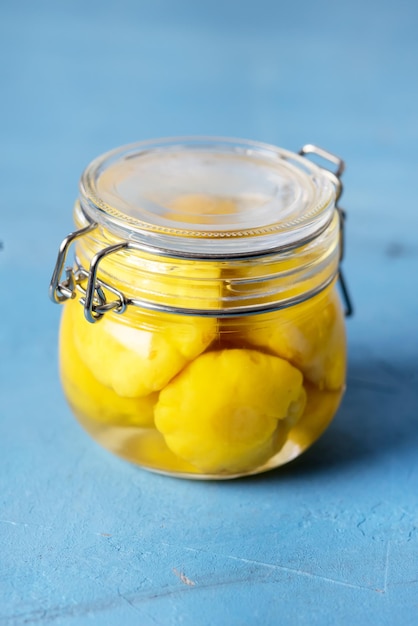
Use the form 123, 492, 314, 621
49, 221, 128, 322
299, 144, 353, 316
81, 243, 129, 322
49, 223, 97, 304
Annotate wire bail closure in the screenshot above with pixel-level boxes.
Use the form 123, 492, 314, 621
49, 144, 353, 322
298, 144, 353, 316
48, 223, 96, 304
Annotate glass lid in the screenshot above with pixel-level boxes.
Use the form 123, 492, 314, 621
79, 137, 336, 256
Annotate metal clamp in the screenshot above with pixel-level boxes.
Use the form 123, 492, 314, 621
299, 144, 345, 202
299, 144, 353, 317
81, 243, 129, 322
49, 221, 129, 322
49, 222, 97, 304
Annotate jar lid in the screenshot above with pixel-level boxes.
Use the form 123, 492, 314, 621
79, 137, 336, 257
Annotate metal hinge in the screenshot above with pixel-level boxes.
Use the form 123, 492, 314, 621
48, 222, 128, 322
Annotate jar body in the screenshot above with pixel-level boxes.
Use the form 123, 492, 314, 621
51, 137, 349, 479
59, 279, 346, 479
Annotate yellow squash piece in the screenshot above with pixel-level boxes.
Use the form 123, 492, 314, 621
155, 349, 306, 474
288, 383, 343, 450
72, 194, 226, 397
240, 287, 346, 391
116, 429, 201, 475
70, 295, 216, 398
60, 300, 157, 427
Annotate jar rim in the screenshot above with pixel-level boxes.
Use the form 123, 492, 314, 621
79, 136, 336, 257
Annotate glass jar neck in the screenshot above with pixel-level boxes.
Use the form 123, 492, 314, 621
73, 202, 341, 317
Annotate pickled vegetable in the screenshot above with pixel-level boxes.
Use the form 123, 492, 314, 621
72, 300, 216, 398
234, 287, 346, 391
60, 270, 345, 476
114, 429, 201, 475
60, 299, 157, 427
154, 349, 306, 473
61, 209, 345, 477
288, 383, 343, 449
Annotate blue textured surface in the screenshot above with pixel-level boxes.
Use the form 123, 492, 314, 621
1, 1, 418, 624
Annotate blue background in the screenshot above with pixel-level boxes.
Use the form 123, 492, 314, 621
1, 1, 417, 624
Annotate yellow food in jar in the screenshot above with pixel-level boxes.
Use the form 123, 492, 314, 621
287, 383, 343, 449
60, 298, 157, 427
154, 349, 306, 474
61, 209, 345, 477
71, 295, 216, 398
115, 429, 201, 474
231, 285, 346, 391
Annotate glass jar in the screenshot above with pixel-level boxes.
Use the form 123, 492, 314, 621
50, 137, 352, 479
